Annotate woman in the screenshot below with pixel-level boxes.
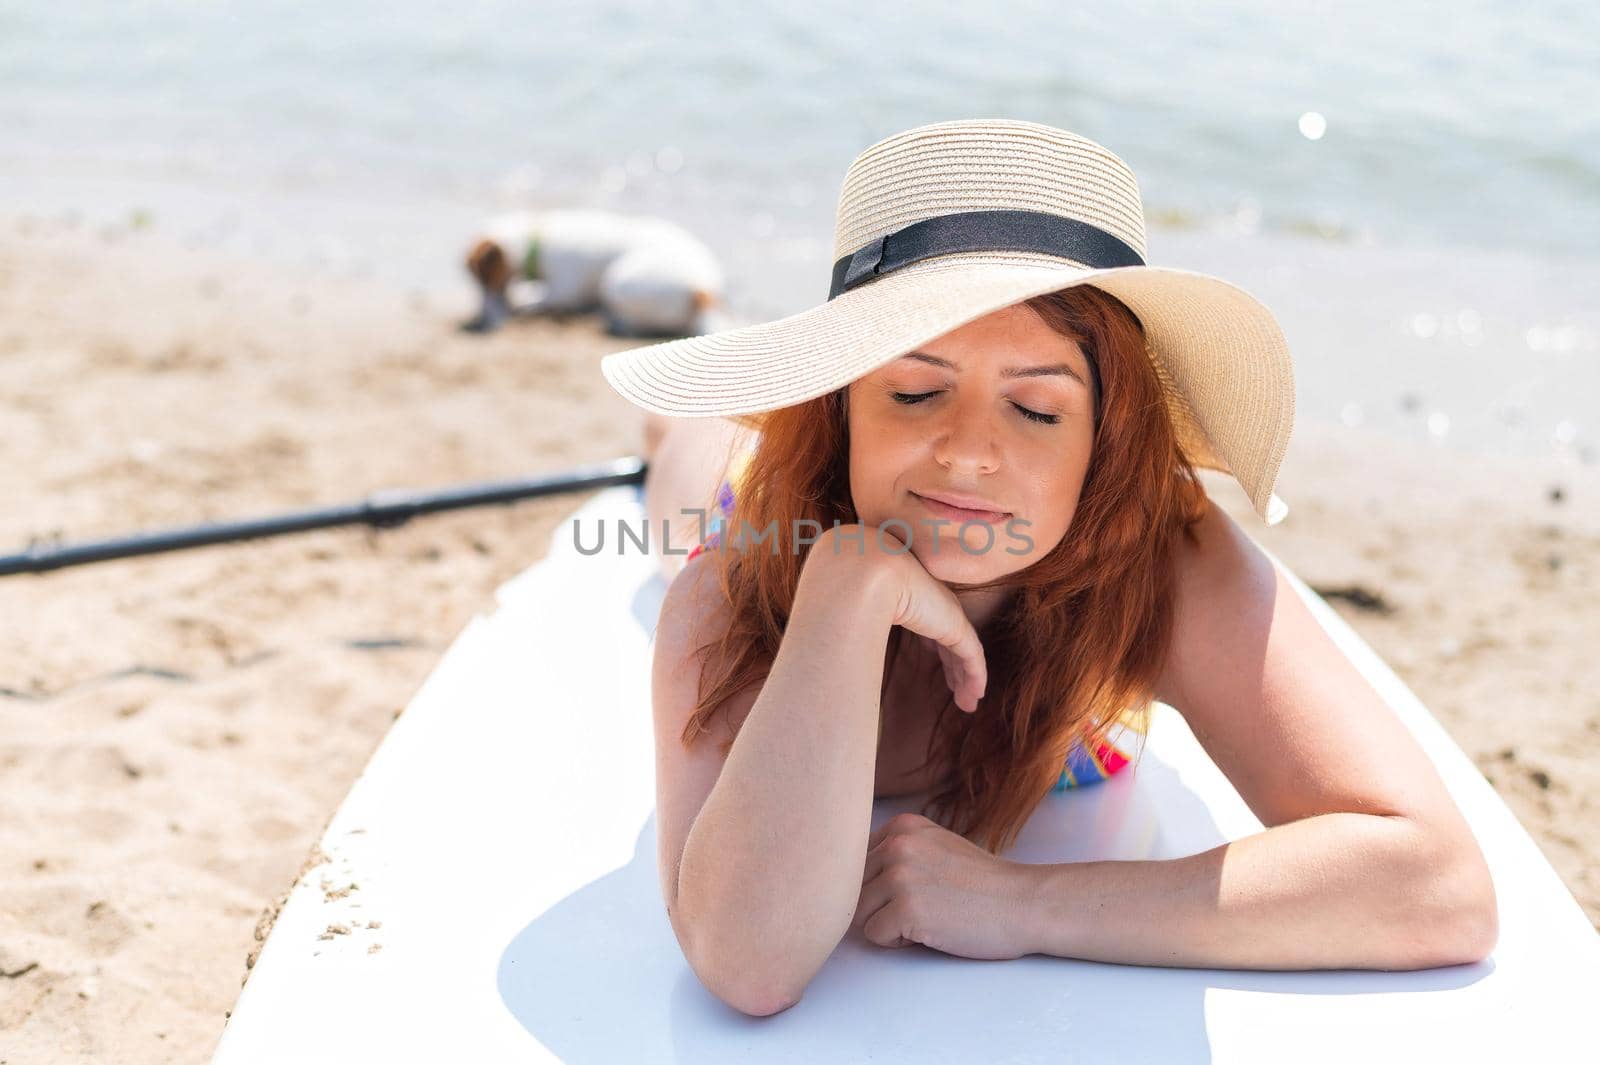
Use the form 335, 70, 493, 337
607, 119, 1496, 1016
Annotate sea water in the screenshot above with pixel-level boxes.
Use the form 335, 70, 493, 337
1, 0, 1594, 462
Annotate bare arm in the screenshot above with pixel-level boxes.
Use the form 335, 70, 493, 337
1022, 811, 1493, 969
672, 525, 986, 1015
1019, 501, 1494, 970
641, 415, 757, 585
673, 532, 894, 1015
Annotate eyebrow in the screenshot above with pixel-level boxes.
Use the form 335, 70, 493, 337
899, 351, 1090, 388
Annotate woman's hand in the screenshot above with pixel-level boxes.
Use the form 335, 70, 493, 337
810, 523, 988, 714
851, 812, 1040, 960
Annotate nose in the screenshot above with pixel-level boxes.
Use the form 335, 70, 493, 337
931, 393, 1000, 476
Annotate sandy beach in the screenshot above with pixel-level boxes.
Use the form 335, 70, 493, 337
1, 219, 1596, 1062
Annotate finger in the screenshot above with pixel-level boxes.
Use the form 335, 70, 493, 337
961, 628, 988, 695
868, 811, 922, 851
865, 818, 900, 858
935, 640, 979, 713
862, 899, 911, 948
962, 642, 988, 711
936, 643, 967, 692
947, 656, 980, 713
938, 622, 987, 712
861, 838, 890, 884
852, 873, 893, 935
869, 811, 930, 851
867, 819, 889, 851
937, 657, 970, 713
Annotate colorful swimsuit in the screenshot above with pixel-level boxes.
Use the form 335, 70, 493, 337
684, 449, 1137, 791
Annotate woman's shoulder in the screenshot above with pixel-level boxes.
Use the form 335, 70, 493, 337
656, 552, 768, 711
1159, 495, 1280, 703
658, 550, 733, 653
1170, 495, 1274, 595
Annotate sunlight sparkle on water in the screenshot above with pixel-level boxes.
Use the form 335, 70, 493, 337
1298, 112, 1327, 140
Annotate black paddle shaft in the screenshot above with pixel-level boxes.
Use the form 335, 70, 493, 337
1, 456, 647, 577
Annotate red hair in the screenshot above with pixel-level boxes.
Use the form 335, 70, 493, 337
679, 283, 1211, 855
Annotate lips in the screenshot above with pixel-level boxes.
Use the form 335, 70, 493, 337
912, 490, 1011, 523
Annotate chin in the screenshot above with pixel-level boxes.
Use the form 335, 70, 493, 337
909, 527, 1021, 582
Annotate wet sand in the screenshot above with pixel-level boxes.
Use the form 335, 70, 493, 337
1, 219, 1595, 1062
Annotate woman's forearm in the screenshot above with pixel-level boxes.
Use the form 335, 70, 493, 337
1021, 812, 1497, 971
675, 542, 896, 1013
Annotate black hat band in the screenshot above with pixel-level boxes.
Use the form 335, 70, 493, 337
827, 208, 1145, 300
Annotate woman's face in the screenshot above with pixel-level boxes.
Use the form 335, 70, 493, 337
846, 303, 1097, 585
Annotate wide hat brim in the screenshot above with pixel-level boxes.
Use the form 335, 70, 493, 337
600, 252, 1294, 525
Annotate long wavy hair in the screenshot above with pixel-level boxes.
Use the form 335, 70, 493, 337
677, 282, 1211, 855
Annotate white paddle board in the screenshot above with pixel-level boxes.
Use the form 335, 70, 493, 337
212, 483, 1600, 1063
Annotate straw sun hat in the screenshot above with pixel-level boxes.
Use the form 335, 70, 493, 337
600, 117, 1294, 525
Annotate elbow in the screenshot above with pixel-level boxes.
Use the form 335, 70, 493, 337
712, 979, 804, 1018
1426, 891, 1498, 969
670, 893, 810, 1017
1449, 864, 1499, 966
685, 939, 806, 1017
1408, 837, 1500, 969
1462, 904, 1499, 966
1443, 837, 1499, 966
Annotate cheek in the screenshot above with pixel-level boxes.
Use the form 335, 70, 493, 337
1022, 443, 1091, 530
848, 423, 916, 502
846, 442, 883, 518
1022, 484, 1076, 535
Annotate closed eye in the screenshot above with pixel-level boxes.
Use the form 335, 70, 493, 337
890, 390, 1061, 425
